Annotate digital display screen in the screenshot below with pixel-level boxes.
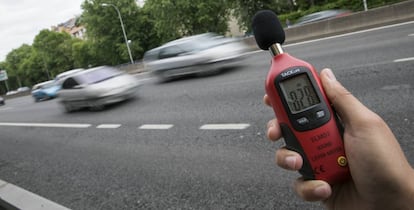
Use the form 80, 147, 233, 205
280, 74, 320, 114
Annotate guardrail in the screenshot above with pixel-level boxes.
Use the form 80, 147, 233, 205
283, 0, 414, 44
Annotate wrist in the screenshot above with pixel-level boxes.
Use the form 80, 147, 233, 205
405, 169, 414, 207
396, 168, 414, 209
373, 168, 414, 210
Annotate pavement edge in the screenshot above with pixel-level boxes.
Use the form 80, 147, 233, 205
0, 179, 70, 210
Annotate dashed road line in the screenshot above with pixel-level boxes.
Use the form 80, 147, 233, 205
394, 57, 414, 63
96, 124, 121, 129
0, 122, 255, 130
200, 123, 250, 130
0, 122, 91, 128
0, 107, 13, 111
139, 124, 174, 130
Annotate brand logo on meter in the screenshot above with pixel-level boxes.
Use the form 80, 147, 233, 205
281, 68, 300, 77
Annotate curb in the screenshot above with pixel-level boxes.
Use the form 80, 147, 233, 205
0, 179, 70, 210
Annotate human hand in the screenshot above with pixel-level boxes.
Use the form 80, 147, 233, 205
265, 68, 414, 210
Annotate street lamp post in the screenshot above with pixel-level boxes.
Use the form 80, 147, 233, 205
363, 0, 368, 11
101, 3, 134, 64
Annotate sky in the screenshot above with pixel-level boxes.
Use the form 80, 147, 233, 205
0, 0, 84, 62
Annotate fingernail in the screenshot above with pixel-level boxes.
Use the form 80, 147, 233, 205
267, 120, 275, 129
324, 68, 337, 81
314, 185, 330, 198
285, 156, 297, 169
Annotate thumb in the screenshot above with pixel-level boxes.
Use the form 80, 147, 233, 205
319, 68, 372, 126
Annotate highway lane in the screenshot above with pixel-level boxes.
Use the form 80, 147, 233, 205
0, 22, 413, 209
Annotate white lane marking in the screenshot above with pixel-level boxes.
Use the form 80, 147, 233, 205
381, 84, 411, 90
0, 122, 254, 130
0, 107, 13, 111
0, 122, 91, 128
200, 123, 250, 130
394, 57, 414, 63
96, 124, 121, 129
139, 124, 174, 130
0, 179, 71, 210
408, 34, 414, 36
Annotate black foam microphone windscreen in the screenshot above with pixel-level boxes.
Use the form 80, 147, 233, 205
252, 10, 285, 50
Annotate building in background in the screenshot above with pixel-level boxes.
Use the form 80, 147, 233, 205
227, 15, 244, 37
51, 17, 86, 40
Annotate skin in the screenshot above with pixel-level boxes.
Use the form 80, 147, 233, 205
264, 68, 414, 210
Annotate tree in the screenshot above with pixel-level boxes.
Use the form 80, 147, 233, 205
72, 40, 95, 68
229, 0, 293, 33
4, 44, 38, 89
32, 29, 76, 79
81, 0, 144, 65
143, 0, 232, 44
19, 50, 46, 85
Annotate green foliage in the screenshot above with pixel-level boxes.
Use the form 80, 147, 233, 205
4, 44, 33, 89
72, 39, 96, 68
19, 51, 46, 86
3, 30, 82, 90
229, 0, 294, 32
81, 0, 144, 65
32, 29, 76, 79
143, 0, 232, 44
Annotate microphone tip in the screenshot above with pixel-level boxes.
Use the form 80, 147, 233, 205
251, 10, 285, 50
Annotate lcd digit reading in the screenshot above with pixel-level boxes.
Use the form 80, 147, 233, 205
280, 73, 320, 114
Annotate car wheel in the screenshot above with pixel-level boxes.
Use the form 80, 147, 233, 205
197, 68, 220, 77
89, 104, 105, 111
63, 103, 74, 113
155, 72, 170, 83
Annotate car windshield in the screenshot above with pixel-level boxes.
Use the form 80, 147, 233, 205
55, 68, 84, 84
76, 67, 122, 84
179, 35, 230, 52
143, 33, 234, 62
43, 82, 57, 88
35, 81, 57, 89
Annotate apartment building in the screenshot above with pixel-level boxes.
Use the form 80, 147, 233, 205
51, 17, 86, 39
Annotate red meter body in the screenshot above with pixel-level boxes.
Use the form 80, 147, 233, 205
266, 53, 350, 184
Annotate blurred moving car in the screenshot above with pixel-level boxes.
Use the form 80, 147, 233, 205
0, 96, 4, 105
31, 80, 60, 102
55, 68, 84, 84
58, 66, 141, 112
292, 9, 352, 27
31, 69, 84, 102
17, 87, 30, 92
6, 90, 18, 96
143, 33, 250, 82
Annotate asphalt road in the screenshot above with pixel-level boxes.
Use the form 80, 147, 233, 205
0, 22, 413, 210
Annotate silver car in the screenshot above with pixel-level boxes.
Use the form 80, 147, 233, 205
143, 33, 250, 82
58, 66, 141, 112
55, 68, 84, 85
292, 9, 351, 27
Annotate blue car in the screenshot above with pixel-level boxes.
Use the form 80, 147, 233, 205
31, 80, 61, 102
